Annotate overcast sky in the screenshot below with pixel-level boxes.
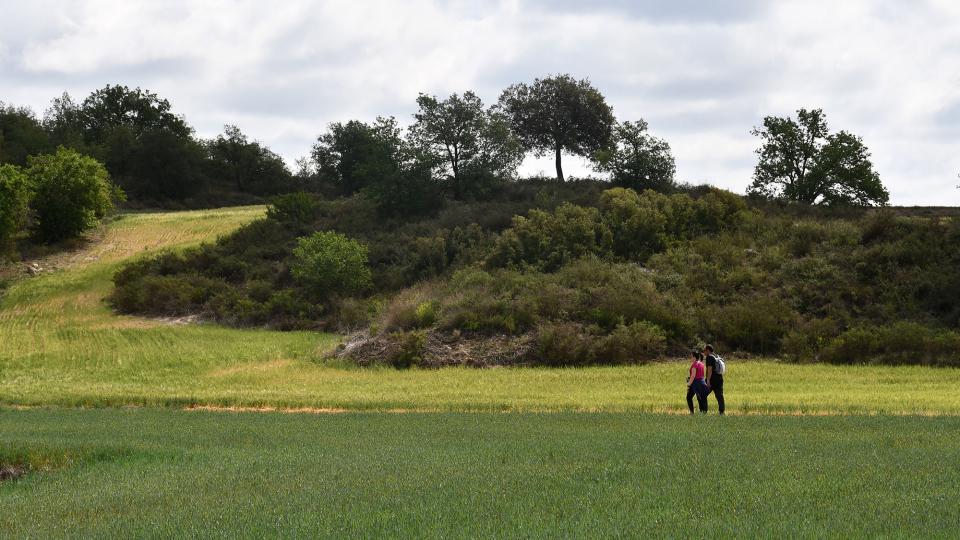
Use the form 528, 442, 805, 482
2, 0, 958, 205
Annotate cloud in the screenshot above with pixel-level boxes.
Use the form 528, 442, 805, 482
0, 0, 958, 205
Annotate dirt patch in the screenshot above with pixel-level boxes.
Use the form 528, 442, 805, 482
337, 330, 537, 368
0, 464, 28, 482
185, 404, 349, 414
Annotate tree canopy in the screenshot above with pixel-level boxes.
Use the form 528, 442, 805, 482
498, 74, 615, 182
408, 91, 523, 199
748, 108, 888, 206
596, 120, 676, 192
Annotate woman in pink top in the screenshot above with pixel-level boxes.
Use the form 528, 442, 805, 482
686, 350, 708, 414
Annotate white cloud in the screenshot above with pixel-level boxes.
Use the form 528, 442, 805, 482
1, 0, 958, 205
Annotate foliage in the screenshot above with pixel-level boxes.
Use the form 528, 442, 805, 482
205, 125, 293, 195
26, 147, 120, 242
408, 91, 523, 199
0, 163, 32, 258
498, 74, 615, 181
748, 108, 888, 206
291, 231, 372, 298
0, 103, 51, 166
596, 119, 676, 192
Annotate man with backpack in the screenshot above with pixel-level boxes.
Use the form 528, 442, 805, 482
703, 344, 725, 415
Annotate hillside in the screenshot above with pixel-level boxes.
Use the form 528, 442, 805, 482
106, 182, 960, 368
0, 202, 956, 413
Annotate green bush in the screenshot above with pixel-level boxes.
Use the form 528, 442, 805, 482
487, 203, 611, 271
819, 322, 960, 366
292, 231, 372, 297
26, 147, 121, 242
386, 330, 427, 368
589, 321, 667, 364
267, 192, 321, 233
708, 296, 797, 355
0, 164, 32, 259
535, 322, 596, 366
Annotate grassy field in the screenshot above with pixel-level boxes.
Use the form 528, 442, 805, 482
2, 207, 960, 538
2, 408, 958, 538
1, 206, 959, 414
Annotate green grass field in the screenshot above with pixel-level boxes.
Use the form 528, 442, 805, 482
2, 408, 958, 538
2, 206, 959, 537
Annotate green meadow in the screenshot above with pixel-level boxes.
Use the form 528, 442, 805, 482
2, 409, 958, 538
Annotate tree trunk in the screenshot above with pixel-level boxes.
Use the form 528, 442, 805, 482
555, 144, 564, 182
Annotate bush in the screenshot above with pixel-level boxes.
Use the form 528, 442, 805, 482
0, 164, 31, 259
589, 321, 667, 364
26, 147, 121, 242
781, 317, 843, 362
487, 203, 611, 271
535, 322, 596, 366
386, 330, 427, 368
708, 296, 797, 355
291, 231, 372, 298
267, 192, 321, 233
819, 322, 960, 366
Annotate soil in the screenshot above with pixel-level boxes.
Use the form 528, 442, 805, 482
0, 464, 27, 482
337, 330, 537, 368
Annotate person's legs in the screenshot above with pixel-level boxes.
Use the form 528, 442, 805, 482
693, 380, 708, 413
686, 386, 696, 414
712, 376, 725, 415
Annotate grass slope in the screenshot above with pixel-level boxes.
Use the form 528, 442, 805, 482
1, 206, 958, 414
2, 408, 958, 538
0, 207, 337, 407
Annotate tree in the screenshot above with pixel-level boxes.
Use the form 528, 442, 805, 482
312, 118, 398, 195
0, 164, 32, 258
77, 85, 191, 141
42, 86, 201, 204
0, 103, 52, 166
596, 120, 676, 192
312, 117, 441, 216
408, 91, 523, 198
498, 74, 615, 181
292, 231, 372, 297
206, 125, 292, 195
749, 108, 888, 206
26, 147, 121, 242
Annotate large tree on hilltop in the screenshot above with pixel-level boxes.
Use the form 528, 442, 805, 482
749, 108, 888, 206
498, 74, 614, 182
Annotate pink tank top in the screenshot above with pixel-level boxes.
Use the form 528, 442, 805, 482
690, 360, 705, 380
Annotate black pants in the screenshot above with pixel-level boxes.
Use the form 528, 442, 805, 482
706, 375, 725, 414
686, 379, 708, 414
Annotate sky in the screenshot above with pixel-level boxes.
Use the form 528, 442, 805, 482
1, 0, 958, 205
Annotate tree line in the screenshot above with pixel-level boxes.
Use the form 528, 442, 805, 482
1, 74, 890, 259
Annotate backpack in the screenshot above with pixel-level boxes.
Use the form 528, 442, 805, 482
713, 355, 726, 375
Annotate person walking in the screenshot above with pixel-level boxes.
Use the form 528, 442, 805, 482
686, 350, 708, 414
703, 344, 725, 415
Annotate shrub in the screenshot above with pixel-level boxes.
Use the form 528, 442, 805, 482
599, 188, 667, 261
487, 203, 611, 271
589, 321, 667, 364
26, 147, 121, 242
386, 330, 427, 368
819, 322, 960, 366
535, 322, 596, 366
781, 317, 843, 362
291, 231, 372, 297
267, 192, 321, 233
0, 164, 32, 259
708, 296, 797, 355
